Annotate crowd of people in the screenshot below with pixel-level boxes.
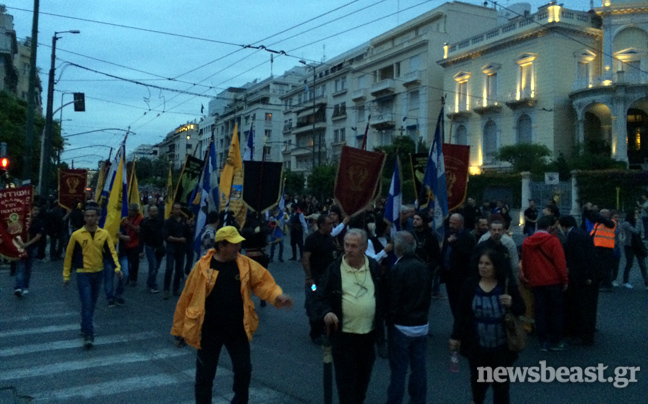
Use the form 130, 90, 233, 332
8, 189, 648, 404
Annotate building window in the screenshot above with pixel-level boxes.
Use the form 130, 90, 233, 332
357, 105, 365, 123
335, 77, 347, 92
340, 128, 346, 142
517, 114, 532, 144
357, 74, 366, 88
265, 130, 272, 139
483, 120, 498, 164
409, 90, 420, 110
334, 129, 340, 142
516, 53, 536, 100
454, 72, 471, 112
265, 113, 272, 121
410, 55, 420, 72
455, 124, 468, 145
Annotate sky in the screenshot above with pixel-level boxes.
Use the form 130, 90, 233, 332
4, 0, 592, 168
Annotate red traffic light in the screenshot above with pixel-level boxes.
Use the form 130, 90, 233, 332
0, 157, 8, 169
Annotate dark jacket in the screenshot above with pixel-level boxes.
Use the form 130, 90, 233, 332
451, 277, 525, 360
385, 253, 431, 327
411, 227, 442, 273
564, 227, 599, 285
313, 255, 384, 340
442, 229, 476, 283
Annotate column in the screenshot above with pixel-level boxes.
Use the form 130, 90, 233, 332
521, 171, 531, 227
570, 170, 581, 219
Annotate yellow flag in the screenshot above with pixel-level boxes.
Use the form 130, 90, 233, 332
128, 158, 141, 208
164, 163, 173, 219
94, 160, 106, 202
218, 124, 246, 227
103, 152, 127, 244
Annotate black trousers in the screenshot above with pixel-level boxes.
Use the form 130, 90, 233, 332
164, 243, 185, 293
125, 247, 140, 283
332, 331, 376, 404
195, 330, 251, 404
468, 348, 515, 404
564, 283, 595, 342
290, 230, 303, 260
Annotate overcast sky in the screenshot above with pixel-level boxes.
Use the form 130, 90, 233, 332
4, 0, 591, 168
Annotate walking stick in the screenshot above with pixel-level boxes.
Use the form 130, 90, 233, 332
322, 335, 333, 404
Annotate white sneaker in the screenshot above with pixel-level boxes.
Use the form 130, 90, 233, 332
21, 289, 29, 295
612, 281, 619, 287
623, 283, 634, 289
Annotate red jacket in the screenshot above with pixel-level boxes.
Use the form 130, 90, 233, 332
521, 231, 568, 287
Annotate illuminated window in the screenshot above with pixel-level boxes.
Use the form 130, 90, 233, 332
454, 71, 471, 112
516, 53, 536, 100
265, 113, 272, 121
481, 63, 500, 106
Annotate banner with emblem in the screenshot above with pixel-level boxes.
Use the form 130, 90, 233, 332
58, 169, 88, 211
334, 146, 386, 217
0, 186, 34, 261
410, 144, 470, 213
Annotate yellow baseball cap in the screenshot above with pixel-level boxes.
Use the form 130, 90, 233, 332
214, 226, 245, 244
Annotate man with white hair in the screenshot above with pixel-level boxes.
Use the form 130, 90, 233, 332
314, 229, 384, 404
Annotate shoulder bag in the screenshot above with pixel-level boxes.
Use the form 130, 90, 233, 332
503, 279, 527, 352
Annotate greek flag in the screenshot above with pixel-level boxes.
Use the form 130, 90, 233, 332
420, 108, 448, 239
193, 141, 216, 255
384, 157, 401, 237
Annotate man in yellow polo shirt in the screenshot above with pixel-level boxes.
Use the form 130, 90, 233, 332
63, 206, 121, 349
313, 228, 384, 404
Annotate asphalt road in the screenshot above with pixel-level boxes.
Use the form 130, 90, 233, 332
1, 237, 647, 404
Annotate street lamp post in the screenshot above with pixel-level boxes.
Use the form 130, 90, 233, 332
40, 29, 80, 196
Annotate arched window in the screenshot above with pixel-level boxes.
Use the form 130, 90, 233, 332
517, 114, 532, 144
483, 120, 497, 164
455, 125, 468, 145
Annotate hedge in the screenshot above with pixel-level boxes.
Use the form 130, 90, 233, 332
575, 170, 648, 211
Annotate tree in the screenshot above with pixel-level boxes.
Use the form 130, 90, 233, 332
494, 143, 551, 172
374, 135, 416, 179
284, 169, 305, 195
307, 164, 337, 200
135, 155, 171, 188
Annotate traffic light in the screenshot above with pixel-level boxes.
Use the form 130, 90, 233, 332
0, 157, 8, 175
73, 92, 85, 112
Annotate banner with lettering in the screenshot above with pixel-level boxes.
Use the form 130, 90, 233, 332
0, 186, 34, 261
334, 146, 386, 217
58, 169, 88, 210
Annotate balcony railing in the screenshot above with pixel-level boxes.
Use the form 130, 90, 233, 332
370, 79, 396, 96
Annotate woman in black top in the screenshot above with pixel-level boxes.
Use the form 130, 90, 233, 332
449, 249, 525, 404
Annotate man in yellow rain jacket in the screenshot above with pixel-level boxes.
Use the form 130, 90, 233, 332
171, 226, 293, 404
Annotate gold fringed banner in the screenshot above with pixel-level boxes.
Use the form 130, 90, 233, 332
334, 146, 386, 217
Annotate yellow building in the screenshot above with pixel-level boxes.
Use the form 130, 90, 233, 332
440, 2, 603, 173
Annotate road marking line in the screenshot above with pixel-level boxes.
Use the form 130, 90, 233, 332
0, 311, 77, 323
0, 350, 189, 381
0, 323, 79, 338
31, 374, 181, 401
0, 331, 158, 357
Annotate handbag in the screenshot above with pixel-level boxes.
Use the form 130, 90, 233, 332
631, 233, 647, 258
504, 279, 527, 352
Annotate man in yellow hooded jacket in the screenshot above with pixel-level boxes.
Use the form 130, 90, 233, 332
171, 226, 293, 404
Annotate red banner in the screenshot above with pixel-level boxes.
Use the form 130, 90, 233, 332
410, 144, 470, 212
0, 186, 34, 261
58, 169, 88, 210
334, 146, 386, 217
442, 144, 470, 212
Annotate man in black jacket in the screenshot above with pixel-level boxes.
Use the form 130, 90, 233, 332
385, 231, 431, 404
313, 229, 383, 404
442, 213, 477, 321
559, 215, 599, 345
140, 205, 165, 294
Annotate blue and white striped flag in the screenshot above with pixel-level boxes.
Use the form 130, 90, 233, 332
243, 124, 254, 161
193, 140, 216, 255
384, 157, 401, 237
421, 108, 448, 240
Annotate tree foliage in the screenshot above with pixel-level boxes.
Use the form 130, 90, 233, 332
374, 135, 416, 179
134, 156, 172, 188
284, 169, 305, 195
0, 91, 62, 184
307, 163, 337, 200
494, 143, 552, 173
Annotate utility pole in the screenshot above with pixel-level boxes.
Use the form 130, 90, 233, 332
23, 0, 40, 184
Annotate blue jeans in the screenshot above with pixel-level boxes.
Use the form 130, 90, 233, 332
145, 245, 162, 289
386, 325, 427, 404
270, 236, 284, 260
77, 271, 103, 337
104, 255, 128, 301
14, 246, 37, 290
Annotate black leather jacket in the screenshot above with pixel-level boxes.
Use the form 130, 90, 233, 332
384, 253, 431, 327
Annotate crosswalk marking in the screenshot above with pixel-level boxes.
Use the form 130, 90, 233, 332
0, 350, 190, 381
0, 311, 77, 323
31, 374, 183, 402
0, 331, 158, 357
0, 323, 79, 338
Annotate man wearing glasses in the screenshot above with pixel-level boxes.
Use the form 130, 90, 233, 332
313, 228, 384, 404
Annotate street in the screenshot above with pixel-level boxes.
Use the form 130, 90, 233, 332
1, 241, 647, 404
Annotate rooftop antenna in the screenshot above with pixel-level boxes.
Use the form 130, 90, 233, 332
270, 54, 274, 77
322, 44, 326, 63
